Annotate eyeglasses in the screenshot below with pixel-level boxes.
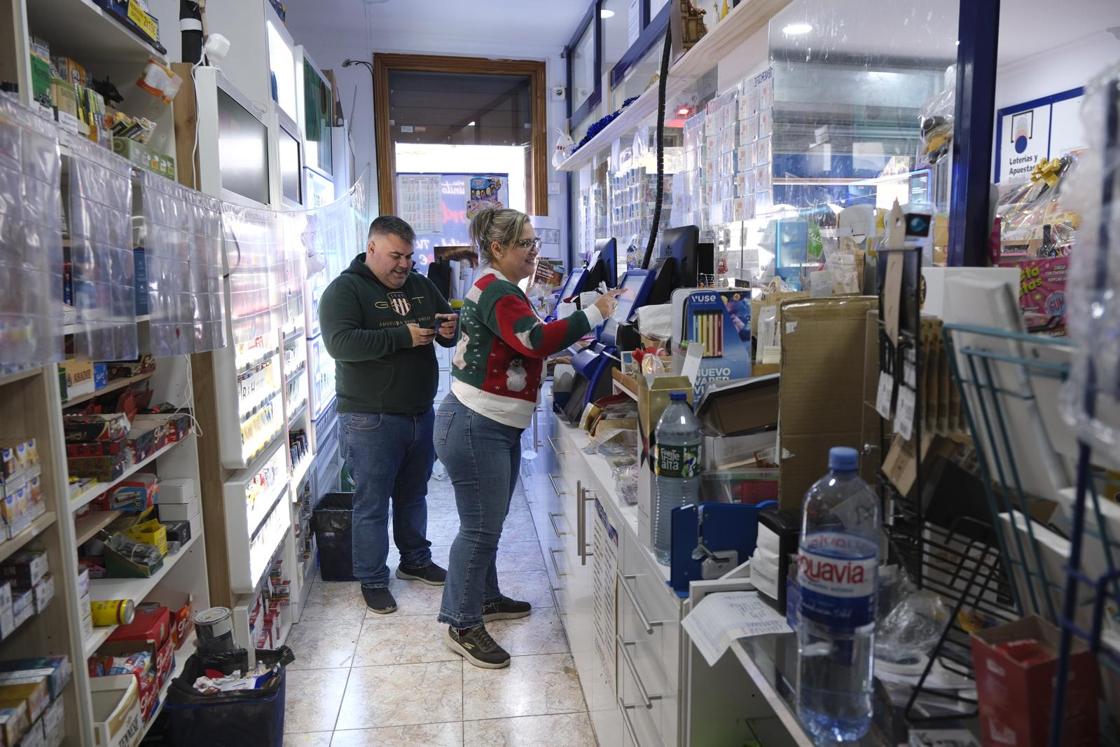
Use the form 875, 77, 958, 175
515, 237, 542, 252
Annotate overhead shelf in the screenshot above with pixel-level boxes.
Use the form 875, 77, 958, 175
74, 510, 123, 547
26, 0, 168, 66
555, 0, 790, 173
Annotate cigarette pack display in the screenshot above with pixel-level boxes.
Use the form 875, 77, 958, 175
0, 658, 71, 702
0, 678, 48, 722
31, 574, 53, 614
63, 413, 130, 443
0, 551, 48, 589
0, 704, 27, 747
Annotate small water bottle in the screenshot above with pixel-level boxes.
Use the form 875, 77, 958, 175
796, 446, 880, 744
651, 392, 702, 565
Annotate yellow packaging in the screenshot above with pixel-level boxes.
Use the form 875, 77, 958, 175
0, 677, 48, 722
125, 520, 168, 557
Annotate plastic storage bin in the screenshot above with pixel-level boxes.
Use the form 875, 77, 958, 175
160, 647, 293, 747
313, 492, 356, 582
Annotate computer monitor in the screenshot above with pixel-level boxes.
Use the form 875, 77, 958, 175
599, 269, 656, 347
584, 238, 618, 289
662, 225, 700, 286
546, 267, 589, 321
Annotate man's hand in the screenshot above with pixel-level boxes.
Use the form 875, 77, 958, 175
435, 312, 459, 339
407, 323, 437, 347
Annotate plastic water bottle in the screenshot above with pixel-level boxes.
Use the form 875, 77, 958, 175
651, 392, 701, 565
796, 446, 880, 743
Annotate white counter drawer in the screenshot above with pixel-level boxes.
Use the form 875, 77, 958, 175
619, 652, 668, 747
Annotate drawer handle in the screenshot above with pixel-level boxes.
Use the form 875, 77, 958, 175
548, 547, 567, 579
619, 573, 664, 635
547, 473, 567, 496
547, 511, 568, 537
547, 435, 565, 455
578, 487, 595, 566
616, 634, 661, 709
618, 695, 642, 746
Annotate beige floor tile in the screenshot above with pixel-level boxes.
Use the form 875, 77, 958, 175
330, 722, 463, 747
287, 612, 364, 670
487, 608, 569, 656
377, 577, 445, 617
462, 713, 595, 746
494, 571, 555, 610
462, 654, 584, 720
335, 661, 463, 730
284, 668, 350, 733
353, 614, 458, 666
496, 540, 545, 573
283, 732, 333, 747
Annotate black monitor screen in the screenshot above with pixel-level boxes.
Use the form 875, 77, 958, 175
613, 272, 648, 324
279, 126, 302, 205
218, 88, 270, 205
593, 238, 618, 287
661, 226, 700, 286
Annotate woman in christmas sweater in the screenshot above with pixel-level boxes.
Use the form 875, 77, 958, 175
437, 208, 620, 668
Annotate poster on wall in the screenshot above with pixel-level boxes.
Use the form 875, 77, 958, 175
397, 175, 442, 234
996, 87, 1084, 183
398, 173, 509, 270
466, 175, 505, 219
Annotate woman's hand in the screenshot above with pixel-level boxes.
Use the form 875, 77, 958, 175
592, 288, 625, 319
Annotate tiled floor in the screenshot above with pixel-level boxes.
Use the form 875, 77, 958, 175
283, 473, 597, 747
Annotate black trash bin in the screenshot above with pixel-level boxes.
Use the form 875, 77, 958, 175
313, 492, 356, 581
160, 647, 294, 747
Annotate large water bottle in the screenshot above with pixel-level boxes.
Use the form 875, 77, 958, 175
651, 392, 702, 565
796, 446, 880, 743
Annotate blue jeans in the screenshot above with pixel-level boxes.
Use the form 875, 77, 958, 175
435, 393, 522, 628
339, 410, 435, 588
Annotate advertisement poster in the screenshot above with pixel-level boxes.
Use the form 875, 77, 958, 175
397, 173, 509, 270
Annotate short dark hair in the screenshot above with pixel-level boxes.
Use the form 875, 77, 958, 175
368, 215, 416, 245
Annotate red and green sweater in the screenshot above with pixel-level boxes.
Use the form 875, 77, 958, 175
451, 269, 604, 428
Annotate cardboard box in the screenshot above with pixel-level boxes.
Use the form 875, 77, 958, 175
921, 267, 1018, 319
0, 678, 48, 722
165, 594, 193, 649
971, 615, 1098, 746
695, 374, 779, 437
10, 589, 33, 630
42, 697, 64, 747
0, 704, 28, 747
0, 583, 13, 641
778, 297, 879, 509
155, 478, 199, 522
0, 441, 38, 482
0, 658, 70, 702
17, 719, 44, 747
90, 674, 142, 747
106, 605, 169, 649
635, 374, 694, 544
59, 359, 95, 400
32, 573, 54, 614
1, 552, 47, 589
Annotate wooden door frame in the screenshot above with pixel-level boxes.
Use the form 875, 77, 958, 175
373, 53, 549, 217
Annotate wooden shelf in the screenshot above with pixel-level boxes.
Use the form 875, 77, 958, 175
26, 0, 167, 66
63, 372, 154, 408
0, 367, 42, 389
556, 0, 790, 172
74, 510, 123, 547
70, 433, 193, 512
0, 511, 57, 565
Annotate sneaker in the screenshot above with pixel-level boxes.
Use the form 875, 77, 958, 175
482, 596, 532, 622
361, 584, 397, 614
445, 625, 510, 669
396, 562, 447, 586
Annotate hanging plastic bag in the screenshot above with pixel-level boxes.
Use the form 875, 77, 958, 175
552, 129, 574, 169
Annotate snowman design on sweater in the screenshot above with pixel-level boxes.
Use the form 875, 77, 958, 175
506, 359, 528, 392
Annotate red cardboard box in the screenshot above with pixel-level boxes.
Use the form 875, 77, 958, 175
106, 604, 169, 649
154, 637, 174, 688
971, 615, 1098, 746
164, 594, 193, 649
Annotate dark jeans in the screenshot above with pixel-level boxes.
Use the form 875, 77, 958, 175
435, 393, 522, 628
339, 410, 435, 588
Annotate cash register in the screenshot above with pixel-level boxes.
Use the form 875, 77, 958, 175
545, 239, 618, 322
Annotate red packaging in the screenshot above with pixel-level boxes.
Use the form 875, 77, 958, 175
107, 605, 170, 649
971, 615, 1098, 747
138, 667, 159, 721
167, 595, 193, 649
154, 638, 174, 688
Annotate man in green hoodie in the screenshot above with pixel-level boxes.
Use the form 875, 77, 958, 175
319, 215, 458, 614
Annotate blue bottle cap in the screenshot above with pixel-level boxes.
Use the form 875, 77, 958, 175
829, 446, 859, 472
670, 392, 687, 401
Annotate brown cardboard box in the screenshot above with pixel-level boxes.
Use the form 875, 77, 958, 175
971, 615, 1098, 747
778, 297, 879, 509
695, 374, 779, 436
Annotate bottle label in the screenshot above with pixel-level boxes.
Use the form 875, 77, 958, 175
797, 533, 877, 628
655, 443, 700, 478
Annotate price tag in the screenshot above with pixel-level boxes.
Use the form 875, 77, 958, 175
876, 371, 895, 420
895, 387, 916, 442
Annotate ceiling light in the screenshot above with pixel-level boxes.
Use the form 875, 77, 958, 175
677, 106, 691, 116
600, 9, 615, 18
467, 121, 476, 126
781, 22, 813, 36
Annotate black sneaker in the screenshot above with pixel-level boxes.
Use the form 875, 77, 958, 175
361, 584, 397, 614
482, 596, 532, 622
445, 625, 510, 669
396, 562, 447, 586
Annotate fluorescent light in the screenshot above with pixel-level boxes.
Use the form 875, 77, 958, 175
467, 121, 476, 126
600, 9, 615, 18
782, 22, 813, 36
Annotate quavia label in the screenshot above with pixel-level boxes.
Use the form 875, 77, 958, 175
797, 533, 878, 628
655, 443, 700, 479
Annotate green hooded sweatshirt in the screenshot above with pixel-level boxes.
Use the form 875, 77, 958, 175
319, 254, 454, 415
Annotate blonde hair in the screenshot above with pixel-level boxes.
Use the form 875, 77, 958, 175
469, 208, 531, 264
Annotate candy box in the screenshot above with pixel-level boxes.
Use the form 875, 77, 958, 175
0, 551, 48, 589
0, 657, 71, 701
0, 704, 28, 747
